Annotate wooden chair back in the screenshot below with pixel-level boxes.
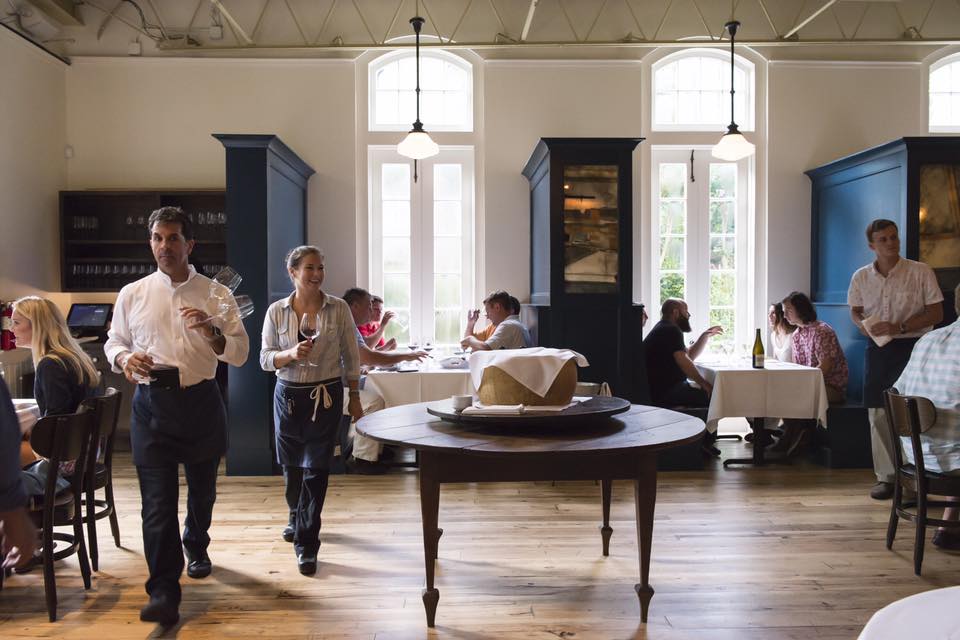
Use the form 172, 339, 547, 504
883, 388, 937, 476
28, 407, 96, 510
80, 388, 122, 481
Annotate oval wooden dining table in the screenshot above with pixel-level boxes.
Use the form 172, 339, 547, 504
355, 397, 705, 628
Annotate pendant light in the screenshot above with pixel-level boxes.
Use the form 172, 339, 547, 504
712, 21, 755, 162
397, 13, 439, 174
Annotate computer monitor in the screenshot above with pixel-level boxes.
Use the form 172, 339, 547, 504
66, 303, 112, 337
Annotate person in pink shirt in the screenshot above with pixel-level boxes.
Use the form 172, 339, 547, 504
771, 291, 848, 456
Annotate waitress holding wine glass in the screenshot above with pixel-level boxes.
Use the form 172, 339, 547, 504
259, 245, 361, 576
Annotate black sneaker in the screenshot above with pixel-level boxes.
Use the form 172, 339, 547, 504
185, 550, 212, 579
346, 456, 387, 475
282, 524, 295, 543
140, 595, 180, 626
298, 554, 317, 575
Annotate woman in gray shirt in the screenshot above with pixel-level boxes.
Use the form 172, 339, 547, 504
260, 246, 361, 575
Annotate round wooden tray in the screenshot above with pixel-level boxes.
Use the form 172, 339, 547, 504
425, 395, 631, 427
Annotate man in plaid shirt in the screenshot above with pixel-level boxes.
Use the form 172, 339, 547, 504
893, 283, 960, 550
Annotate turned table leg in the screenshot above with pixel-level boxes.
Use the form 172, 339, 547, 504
418, 454, 441, 627
634, 455, 657, 622
600, 478, 613, 556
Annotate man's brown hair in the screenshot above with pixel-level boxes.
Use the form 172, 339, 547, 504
865, 219, 897, 243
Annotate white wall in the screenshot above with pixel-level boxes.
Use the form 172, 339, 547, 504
0, 28, 66, 301
483, 61, 644, 300
65, 58, 358, 296
4, 51, 938, 322
766, 62, 925, 302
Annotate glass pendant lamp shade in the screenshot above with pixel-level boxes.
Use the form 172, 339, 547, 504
398, 127, 440, 160
713, 125, 755, 161
712, 20, 755, 162
397, 14, 439, 161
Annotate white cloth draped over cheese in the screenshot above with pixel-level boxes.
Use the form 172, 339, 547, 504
468, 347, 589, 398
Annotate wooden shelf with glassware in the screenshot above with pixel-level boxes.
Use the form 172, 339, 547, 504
59, 190, 228, 292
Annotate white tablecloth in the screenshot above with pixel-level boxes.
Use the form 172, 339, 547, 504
858, 586, 960, 639
12, 398, 40, 435
364, 366, 473, 408
694, 359, 829, 433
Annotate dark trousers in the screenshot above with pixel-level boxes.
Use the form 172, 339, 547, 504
656, 380, 709, 408
283, 465, 330, 557
137, 457, 220, 604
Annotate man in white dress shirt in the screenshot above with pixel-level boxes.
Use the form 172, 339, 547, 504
848, 219, 943, 500
104, 207, 249, 626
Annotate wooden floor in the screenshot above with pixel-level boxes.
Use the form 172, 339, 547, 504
2, 439, 959, 639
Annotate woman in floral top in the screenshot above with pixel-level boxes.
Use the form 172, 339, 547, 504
782, 291, 848, 401
771, 292, 849, 456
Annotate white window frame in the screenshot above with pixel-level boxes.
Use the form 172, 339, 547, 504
368, 49, 474, 133
650, 146, 753, 355
368, 145, 475, 346
651, 48, 755, 133
929, 52, 960, 133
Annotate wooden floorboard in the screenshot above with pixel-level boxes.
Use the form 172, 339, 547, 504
2, 440, 958, 639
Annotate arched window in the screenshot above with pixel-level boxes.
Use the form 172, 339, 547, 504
369, 50, 473, 132
929, 54, 960, 131
652, 49, 754, 132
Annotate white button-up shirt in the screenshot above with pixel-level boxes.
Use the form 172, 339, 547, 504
105, 266, 250, 387
259, 292, 360, 384
847, 257, 943, 339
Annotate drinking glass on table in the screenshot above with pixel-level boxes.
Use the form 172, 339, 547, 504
298, 312, 320, 367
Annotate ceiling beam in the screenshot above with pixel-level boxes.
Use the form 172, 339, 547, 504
784, 0, 838, 39
29, 0, 83, 25
520, 0, 538, 42
209, 0, 254, 45
156, 35, 960, 54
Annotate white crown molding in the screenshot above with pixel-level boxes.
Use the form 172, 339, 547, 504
768, 60, 921, 69
68, 56, 353, 67
484, 59, 642, 68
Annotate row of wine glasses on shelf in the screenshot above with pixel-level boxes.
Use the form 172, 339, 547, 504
69, 263, 156, 288
69, 216, 101, 239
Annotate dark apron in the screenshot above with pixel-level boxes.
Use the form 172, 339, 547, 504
863, 337, 919, 408
131, 379, 227, 466
274, 377, 343, 470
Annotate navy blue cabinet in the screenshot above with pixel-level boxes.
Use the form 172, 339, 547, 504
214, 134, 314, 476
521, 138, 648, 401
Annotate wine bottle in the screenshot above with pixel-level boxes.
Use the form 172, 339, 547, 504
752, 327, 765, 369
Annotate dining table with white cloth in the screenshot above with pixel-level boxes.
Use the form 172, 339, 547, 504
694, 358, 830, 466
13, 398, 40, 435
364, 360, 474, 409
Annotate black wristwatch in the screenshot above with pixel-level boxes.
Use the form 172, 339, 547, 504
898, 322, 908, 335
206, 326, 223, 342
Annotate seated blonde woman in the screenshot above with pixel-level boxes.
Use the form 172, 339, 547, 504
11, 296, 100, 492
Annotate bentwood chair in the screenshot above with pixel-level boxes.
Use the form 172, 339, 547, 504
883, 388, 960, 575
25, 408, 97, 621
80, 387, 123, 570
